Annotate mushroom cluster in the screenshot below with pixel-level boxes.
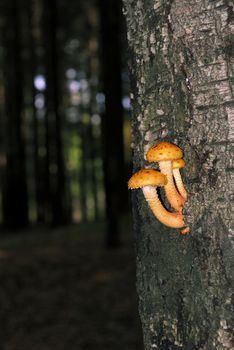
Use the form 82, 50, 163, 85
128, 141, 189, 234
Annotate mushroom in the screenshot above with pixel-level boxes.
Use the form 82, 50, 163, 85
146, 141, 185, 211
180, 227, 190, 235
128, 169, 185, 228
172, 159, 188, 201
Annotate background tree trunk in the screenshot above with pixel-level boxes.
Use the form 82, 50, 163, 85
99, 0, 128, 247
2, 0, 28, 228
29, 0, 46, 224
123, 1, 233, 349
42, 0, 69, 226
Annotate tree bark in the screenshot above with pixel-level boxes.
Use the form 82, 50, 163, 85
123, 0, 234, 349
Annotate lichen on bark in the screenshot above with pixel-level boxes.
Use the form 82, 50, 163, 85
123, 0, 234, 349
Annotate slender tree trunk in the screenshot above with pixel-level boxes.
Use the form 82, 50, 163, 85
87, 119, 99, 221
2, 0, 28, 228
0, 5, 6, 223
87, 42, 100, 222
29, 0, 45, 223
79, 122, 88, 223
99, 0, 128, 247
123, 1, 234, 349
42, 0, 69, 226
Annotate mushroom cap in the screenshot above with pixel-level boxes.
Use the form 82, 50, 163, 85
172, 158, 186, 169
146, 141, 183, 162
128, 169, 167, 189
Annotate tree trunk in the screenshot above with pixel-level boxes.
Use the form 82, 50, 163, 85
123, 1, 233, 349
29, 0, 46, 223
2, 0, 28, 228
99, 0, 128, 247
42, 0, 69, 226
79, 121, 88, 223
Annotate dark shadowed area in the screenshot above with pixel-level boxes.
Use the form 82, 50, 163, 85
0, 219, 143, 350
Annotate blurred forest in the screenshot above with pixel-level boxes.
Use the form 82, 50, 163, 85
0, 0, 143, 349
0, 0, 132, 236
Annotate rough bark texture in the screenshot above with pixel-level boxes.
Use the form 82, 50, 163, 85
123, 0, 234, 349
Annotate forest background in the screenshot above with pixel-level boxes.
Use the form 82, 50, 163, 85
0, 1, 144, 349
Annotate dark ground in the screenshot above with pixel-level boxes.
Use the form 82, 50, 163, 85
0, 220, 144, 350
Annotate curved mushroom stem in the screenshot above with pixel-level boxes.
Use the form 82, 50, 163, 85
159, 160, 185, 211
142, 186, 185, 228
173, 168, 188, 201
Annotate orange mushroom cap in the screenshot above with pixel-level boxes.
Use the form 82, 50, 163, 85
128, 169, 167, 189
146, 141, 183, 162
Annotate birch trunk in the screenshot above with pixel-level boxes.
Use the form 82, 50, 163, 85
123, 0, 234, 349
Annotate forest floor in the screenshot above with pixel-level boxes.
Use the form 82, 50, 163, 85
0, 218, 144, 350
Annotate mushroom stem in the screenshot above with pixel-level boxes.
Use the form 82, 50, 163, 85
173, 168, 188, 201
142, 186, 185, 228
159, 160, 185, 211
180, 227, 190, 235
